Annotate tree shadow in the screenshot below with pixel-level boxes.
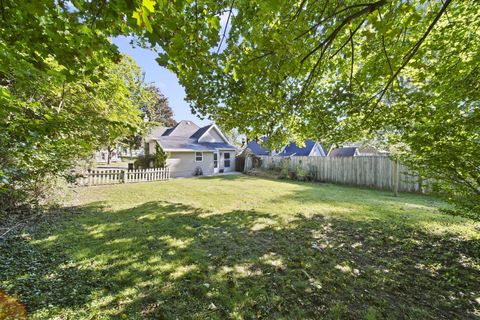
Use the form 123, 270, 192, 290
3, 200, 479, 319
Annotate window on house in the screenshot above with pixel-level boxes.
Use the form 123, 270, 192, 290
214, 153, 218, 168
195, 152, 203, 162
224, 152, 231, 168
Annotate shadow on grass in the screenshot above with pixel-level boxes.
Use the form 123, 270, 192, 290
2, 200, 479, 319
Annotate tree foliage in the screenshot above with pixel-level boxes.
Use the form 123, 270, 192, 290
2, 0, 479, 214
135, 0, 479, 214
142, 86, 176, 126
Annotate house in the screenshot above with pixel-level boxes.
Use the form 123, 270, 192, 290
277, 140, 327, 157
328, 146, 360, 157
241, 137, 273, 156
145, 120, 237, 178
94, 149, 120, 163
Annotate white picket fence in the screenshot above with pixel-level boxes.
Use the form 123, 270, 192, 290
77, 168, 170, 186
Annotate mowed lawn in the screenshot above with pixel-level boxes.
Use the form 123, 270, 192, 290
2, 175, 479, 319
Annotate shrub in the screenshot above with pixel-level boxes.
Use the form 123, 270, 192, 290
134, 145, 169, 169
279, 158, 290, 179
296, 166, 310, 181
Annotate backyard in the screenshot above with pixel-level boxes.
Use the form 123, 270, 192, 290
1, 175, 479, 319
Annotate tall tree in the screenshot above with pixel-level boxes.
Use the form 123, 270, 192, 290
142, 85, 176, 126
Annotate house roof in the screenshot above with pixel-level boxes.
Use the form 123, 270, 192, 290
163, 120, 200, 137
246, 138, 270, 155
277, 140, 320, 157
147, 121, 236, 152
190, 124, 214, 139
328, 147, 358, 157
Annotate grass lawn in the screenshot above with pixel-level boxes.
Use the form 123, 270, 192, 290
1, 175, 479, 319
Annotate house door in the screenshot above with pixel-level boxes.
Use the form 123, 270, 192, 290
213, 152, 219, 174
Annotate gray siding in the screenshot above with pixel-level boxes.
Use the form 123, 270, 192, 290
167, 152, 214, 178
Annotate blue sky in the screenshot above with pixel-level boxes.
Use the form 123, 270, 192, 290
112, 36, 209, 126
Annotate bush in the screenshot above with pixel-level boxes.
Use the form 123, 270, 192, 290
279, 158, 290, 179
296, 166, 310, 181
134, 145, 169, 169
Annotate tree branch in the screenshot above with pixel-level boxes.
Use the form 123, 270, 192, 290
328, 19, 364, 59
349, 29, 354, 90
300, 0, 386, 64
374, 0, 452, 106
216, 0, 235, 54
295, 0, 385, 41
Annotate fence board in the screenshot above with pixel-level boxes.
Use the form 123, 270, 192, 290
77, 168, 170, 186
251, 156, 425, 193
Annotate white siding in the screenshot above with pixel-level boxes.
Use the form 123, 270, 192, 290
148, 141, 157, 154
167, 152, 214, 177
220, 151, 236, 172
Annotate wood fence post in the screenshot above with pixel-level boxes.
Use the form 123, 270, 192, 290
121, 170, 126, 184
393, 158, 399, 197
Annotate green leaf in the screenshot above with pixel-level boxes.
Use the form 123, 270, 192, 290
142, 0, 156, 13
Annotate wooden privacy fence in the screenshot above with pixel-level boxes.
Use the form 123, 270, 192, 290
77, 168, 170, 186
251, 156, 427, 193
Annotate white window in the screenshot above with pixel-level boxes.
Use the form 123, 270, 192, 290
195, 152, 203, 162
224, 152, 231, 168
214, 153, 218, 168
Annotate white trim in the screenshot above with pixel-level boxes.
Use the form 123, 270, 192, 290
326, 144, 335, 157
195, 152, 203, 162
278, 143, 289, 155
164, 149, 214, 152
197, 124, 231, 144
308, 142, 326, 157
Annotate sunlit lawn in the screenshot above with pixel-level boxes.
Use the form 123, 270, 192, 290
1, 175, 479, 319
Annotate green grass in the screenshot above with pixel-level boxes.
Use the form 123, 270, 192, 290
1, 175, 479, 319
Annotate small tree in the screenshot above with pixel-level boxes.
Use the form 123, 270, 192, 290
153, 145, 168, 168
134, 144, 169, 169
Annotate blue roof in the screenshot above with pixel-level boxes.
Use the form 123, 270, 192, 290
277, 140, 317, 157
329, 147, 358, 157
246, 139, 270, 155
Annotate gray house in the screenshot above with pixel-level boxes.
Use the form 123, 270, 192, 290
328, 147, 360, 157
145, 120, 237, 178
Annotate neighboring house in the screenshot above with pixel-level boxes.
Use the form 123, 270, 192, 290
241, 137, 273, 156
145, 120, 237, 178
277, 140, 327, 157
94, 149, 120, 163
328, 147, 360, 157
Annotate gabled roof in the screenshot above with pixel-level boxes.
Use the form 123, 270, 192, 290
190, 124, 214, 139
146, 121, 236, 152
328, 147, 358, 157
277, 140, 324, 157
163, 120, 200, 137
246, 138, 270, 156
